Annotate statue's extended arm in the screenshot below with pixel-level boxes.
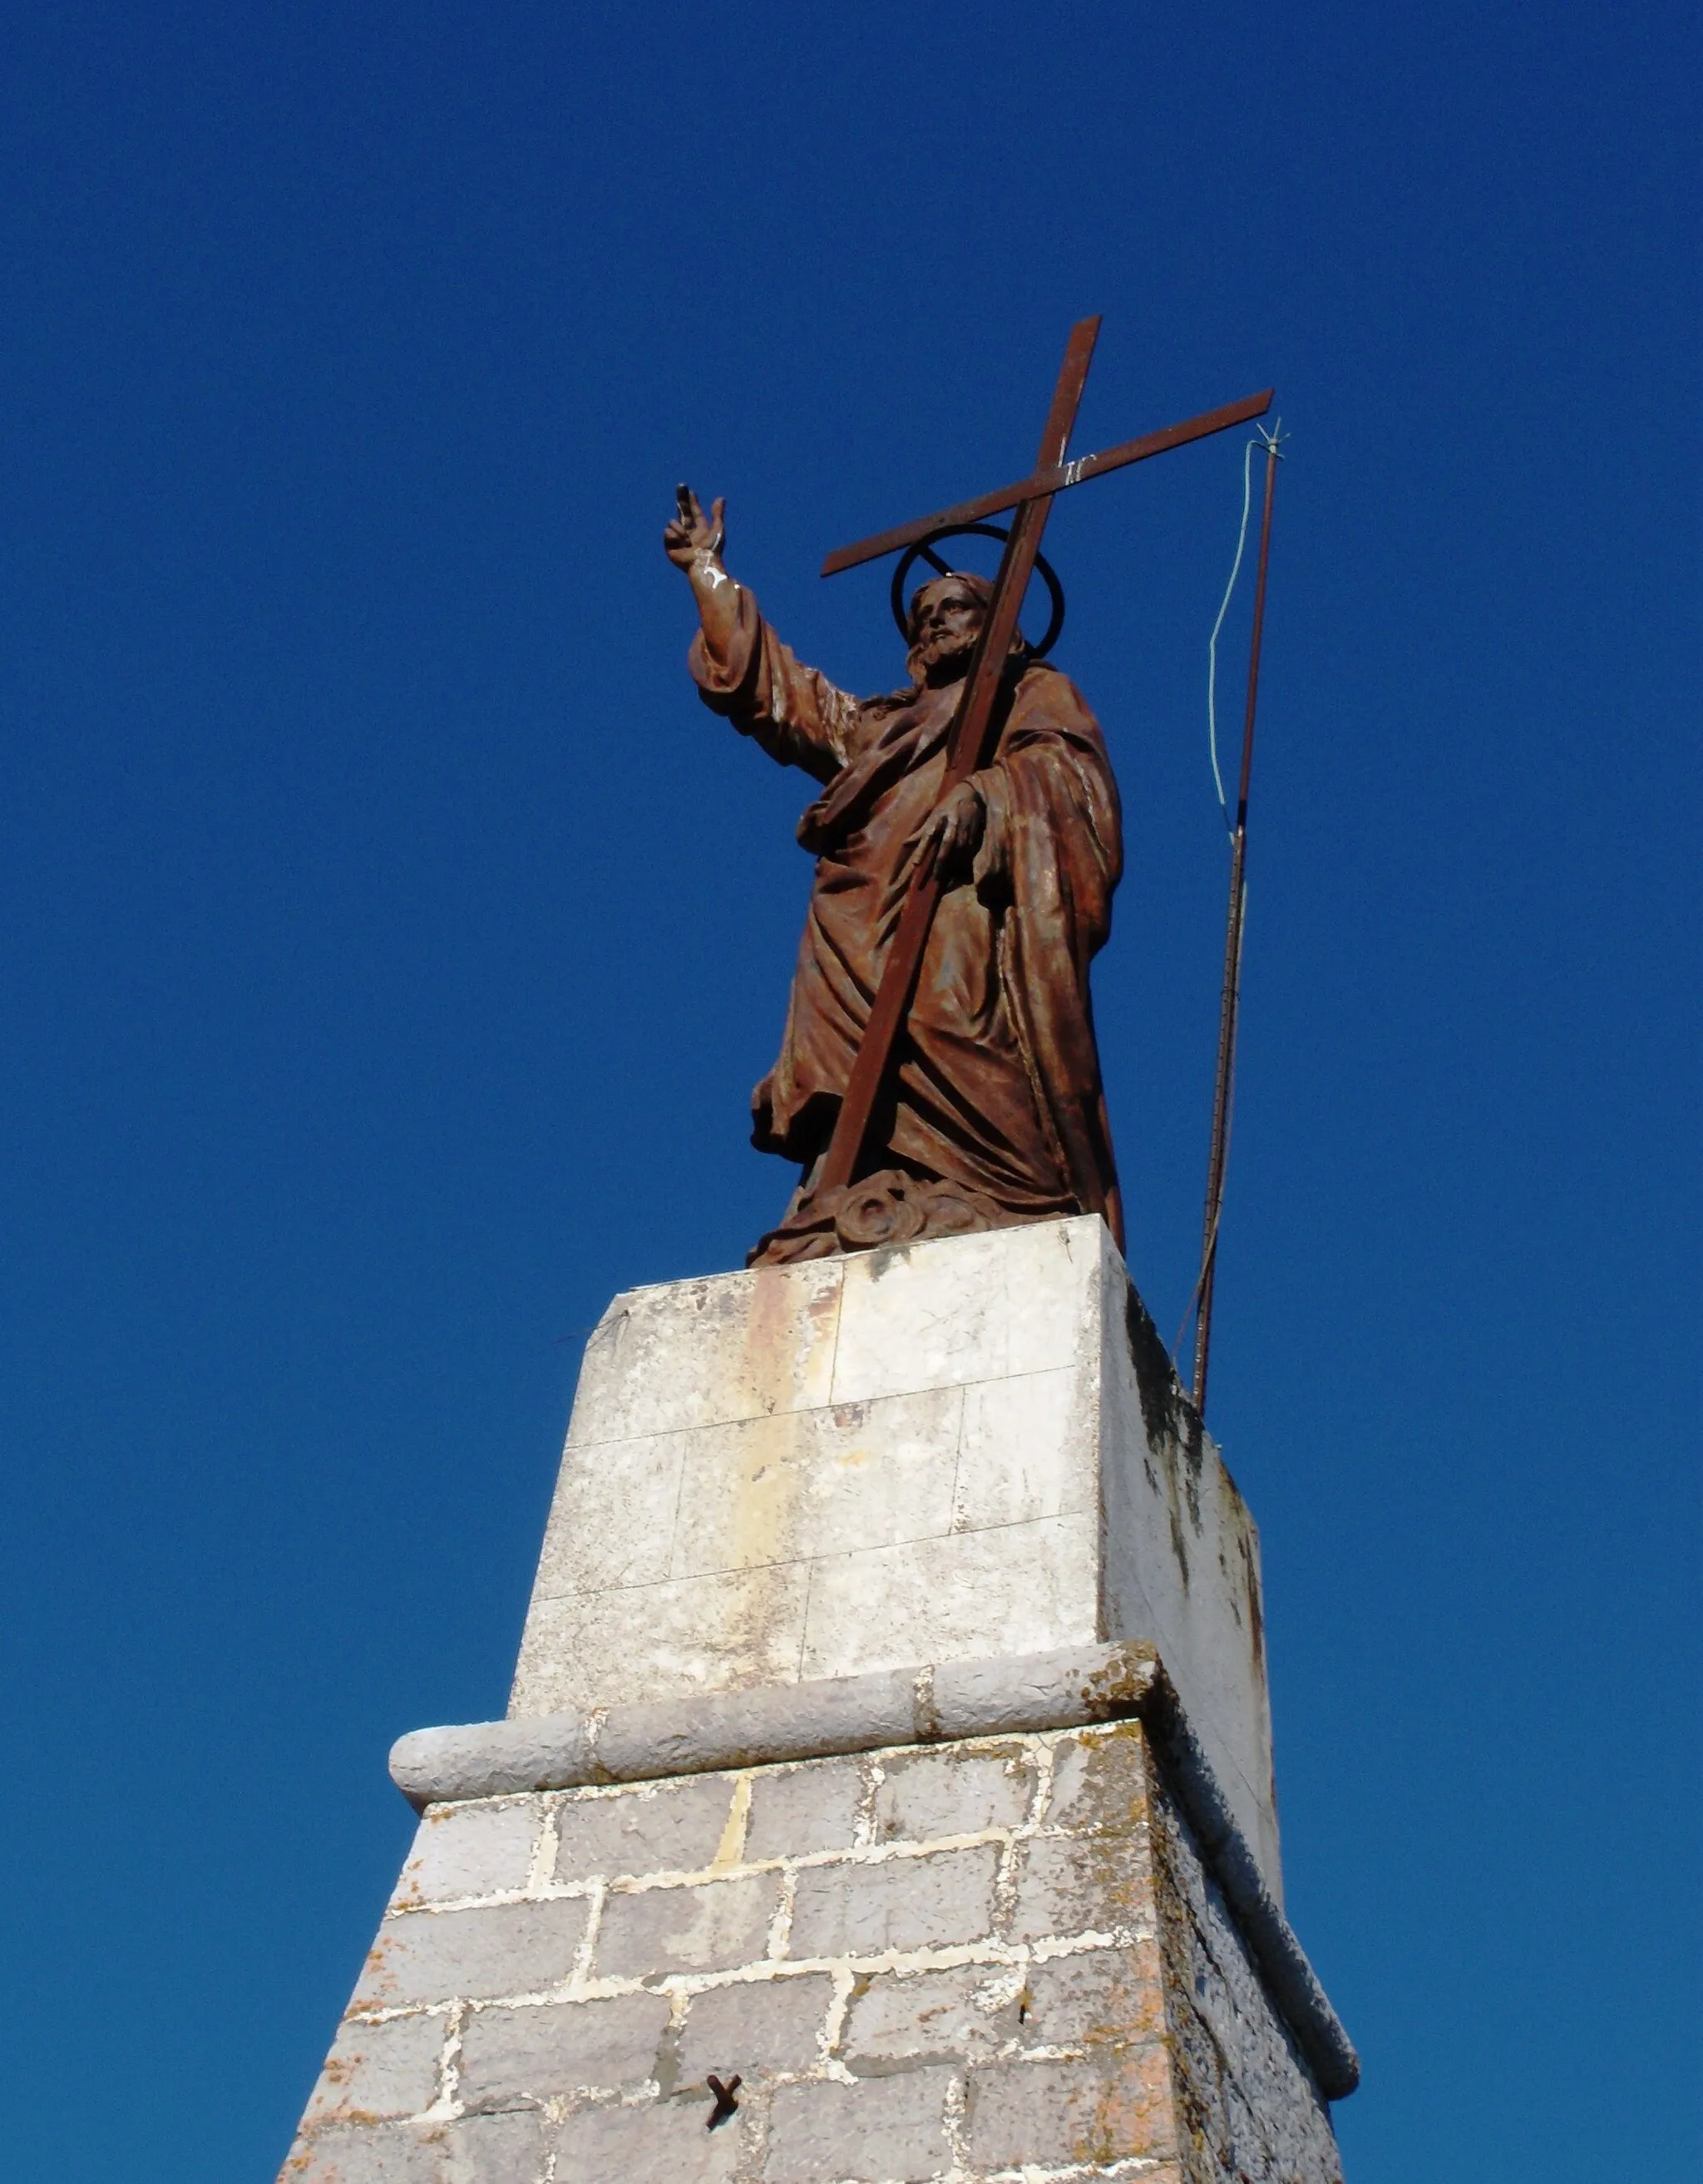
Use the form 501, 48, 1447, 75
664, 485, 858, 782
664, 484, 740, 655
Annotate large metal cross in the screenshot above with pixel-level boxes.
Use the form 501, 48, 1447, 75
807, 314, 1271, 1205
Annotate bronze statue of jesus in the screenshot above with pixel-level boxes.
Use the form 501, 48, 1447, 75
666, 486, 1123, 1266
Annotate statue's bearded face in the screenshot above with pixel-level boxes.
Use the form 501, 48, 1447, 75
908, 580, 987, 686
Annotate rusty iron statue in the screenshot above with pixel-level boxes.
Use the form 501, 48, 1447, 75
665, 483, 1123, 1266
664, 320, 1272, 1275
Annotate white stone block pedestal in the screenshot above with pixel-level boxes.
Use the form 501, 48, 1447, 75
279, 1219, 1355, 2183
516, 1217, 1280, 1897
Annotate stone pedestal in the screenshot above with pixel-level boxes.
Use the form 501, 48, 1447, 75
514, 1219, 1281, 1898
279, 1220, 1355, 2183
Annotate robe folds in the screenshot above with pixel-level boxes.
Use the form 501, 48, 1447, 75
692, 583, 1123, 1260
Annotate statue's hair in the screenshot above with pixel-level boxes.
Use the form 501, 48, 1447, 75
905, 568, 994, 640
903, 569, 1028, 688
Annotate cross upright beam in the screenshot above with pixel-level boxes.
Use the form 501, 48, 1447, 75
807, 318, 1100, 1202
807, 319, 1273, 1214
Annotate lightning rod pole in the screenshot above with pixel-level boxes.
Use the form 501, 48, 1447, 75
1191, 429, 1281, 1422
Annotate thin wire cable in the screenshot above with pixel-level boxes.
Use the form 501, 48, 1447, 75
1207, 437, 1257, 833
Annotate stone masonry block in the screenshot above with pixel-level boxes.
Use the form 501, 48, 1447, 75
1020, 1939, 1168, 2049
531, 1429, 684, 1598
1012, 1832, 1152, 1944
953, 1365, 1090, 1531
965, 2048, 1181, 2173
302, 2011, 446, 2127
1218, 2064, 1310, 2184
566, 1260, 844, 1446
765, 2068, 956, 2184
352, 1900, 588, 2009
554, 1775, 738, 1884
842, 1964, 1024, 2068
517, 1561, 812, 1716
594, 1872, 780, 1979
676, 1972, 837, 2083
456, 1992, 671, 2110
743, 1757, 865, 1861
1044, 1722, 1154, 1836
393, 1801, 541, 1908
786, 1845, 997, 1960
550, 2097, 745, 2182
799, 1514, 1098, 1683
283, 2112, 546, 2184
871, 1743, 1034, 1842
427, 2113, 545, 2184
829, 1222, 1090, 1402
669, 1390, 963, 1578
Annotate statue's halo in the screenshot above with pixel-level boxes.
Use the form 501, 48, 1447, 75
890, 522, 1066, 658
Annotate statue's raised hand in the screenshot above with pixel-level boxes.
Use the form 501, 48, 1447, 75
664, 483, 726, 569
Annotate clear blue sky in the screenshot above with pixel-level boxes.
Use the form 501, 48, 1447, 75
0, 5, 1694, 2178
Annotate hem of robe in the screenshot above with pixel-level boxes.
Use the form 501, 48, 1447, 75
748, 1163, 1072, 1269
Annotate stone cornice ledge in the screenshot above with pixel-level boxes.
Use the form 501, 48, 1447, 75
389, 1642, 1358, 2098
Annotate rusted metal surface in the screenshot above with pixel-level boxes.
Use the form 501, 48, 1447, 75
1191, 432, 1281, 1422
705, 2073, 742, 2127
808, 318, 1101, 1202
667, 318, 1276, 1269
821, 386, 1275, 578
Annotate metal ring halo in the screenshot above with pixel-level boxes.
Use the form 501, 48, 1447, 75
891, 522, 1066, 658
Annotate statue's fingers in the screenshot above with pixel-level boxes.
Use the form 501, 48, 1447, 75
709, 495, 725, 535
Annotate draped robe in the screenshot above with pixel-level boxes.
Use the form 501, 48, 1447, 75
691, 582, 1124, 1261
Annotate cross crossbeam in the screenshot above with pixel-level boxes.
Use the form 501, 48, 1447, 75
821, 387, 1273, 578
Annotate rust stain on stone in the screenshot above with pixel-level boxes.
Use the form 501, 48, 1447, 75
743, 1263, 798, 1418
1239, 1529, 1266, 1676
1078, 1643, 1158, 1719
1123, 1287, 1205, 1588
1074, 2041, 1184, 2168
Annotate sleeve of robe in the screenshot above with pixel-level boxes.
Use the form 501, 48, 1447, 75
970, 666, 1125, 1242
689, 582, 861, 785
